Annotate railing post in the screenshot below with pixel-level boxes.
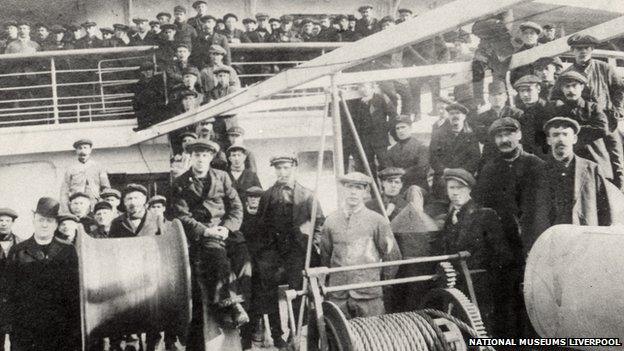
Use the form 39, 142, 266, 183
50, 57, 60, 124
330, 72, 344, 207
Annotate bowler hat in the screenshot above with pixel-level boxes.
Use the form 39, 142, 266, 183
34, 197, 60, 218
443, 168, 475, 188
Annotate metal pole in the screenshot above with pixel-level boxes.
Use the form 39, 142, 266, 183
338, 91, 389, 221
50, 58, 60, 124
330, 73, 344, 207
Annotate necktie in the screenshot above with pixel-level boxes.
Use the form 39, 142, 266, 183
451, 208, 459, 225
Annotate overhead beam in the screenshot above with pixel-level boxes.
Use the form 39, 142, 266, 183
128, 0, 531, 145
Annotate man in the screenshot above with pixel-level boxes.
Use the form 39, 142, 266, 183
539, 24, 556, 43
157, 12, 172, 25
191, 15, 231, 68
347, 15, 357, 32
147, 195, 167, 217
100, 188, 123, 217
226, 126, 257, 172
188, 0, 210, 32
255, 13, 271, 34
109, 184, 158, 238
513, 75, 549, 157
300, 19, 316, 42
171, 66, 205, 106
169, 139, 250, 349
34, 23, 52, 47
171, 131, 198, 178
38, 25, 66, 51
396, 8, 413, 23
315, 15, 336, 42
54, 213, 80, 245
156, 23, 178, 65
386, 115, 429, 189
241, 17, 269, 42
472, 80, 524, 163
429, 103, 481, 199
227, 145, 261, 204
222, 13, 244, 43
365, 167, 409, 222
547, 71, 624, 189
510, 22, 542, 85
68, 192, 99, 236
256, 154, 324, 346
0, 22, 19, 53
173, 5, 198, 44
4, 22, 40, 54
165, 43, 196, 88
267, 15, 301, 44
533, 117, 624, 246
0, 208, 18, 350
75, 21, 102, 49
355, 5, 379, 38
199, 44, 240, 92
268, 18, 281, 33
241, 18, 257, 34
92, 200, 114, 238
133, 61, 167, 130
112, 24, 130, 46
532, 56, 563, 101
149, 21, 161, 36
433, 168, 514, 337
60, 139, 110, 211
554, 34, 624, 132
130, 18, 156, 46
5, 197, 79, 350
343, 82, 397, 176
99, 27, 115, 47
334, 15, 360, 42
208, 65, 239, 101
321, 172, 401, 318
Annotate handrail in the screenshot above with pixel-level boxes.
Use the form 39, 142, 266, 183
0, 45, 157, 61
229, 42, 345, 50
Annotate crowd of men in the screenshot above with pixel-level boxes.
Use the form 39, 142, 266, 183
1, 5, 624, 351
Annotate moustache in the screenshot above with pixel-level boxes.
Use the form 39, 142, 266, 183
565, 93, 576, 98
498, 142, 513, 148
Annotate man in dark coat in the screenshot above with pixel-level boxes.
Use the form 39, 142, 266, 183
532, 117, 624, 246
429, 103, 481, 199
108, 184, 162, 238
473, 118, 546, 337
169, 139, 250, 350
68, 192, 98, 236
133, 61, 167, 130
0, 208, 18, 350
226, 144, 261, 204
334, 15, 361, 42
365, 167, 409, 222
187, 0, 210, 32
75, 21, 102, 49
532, 56, 563, 101
354, 5, 379, 38
129, 18, 157, 46
547, 71, 624, 190
173, 5, 198, 44
165, 43, 197, 89
510, 22, 542, 85
472, 80, 524, 164
191, 15, 231, 68
386, 115, 429, 189
256, 154, 324, 347
5, 197, 80, 351
513, 75, 550, 157
433, 169, 514, 338
343, 82, 397, 176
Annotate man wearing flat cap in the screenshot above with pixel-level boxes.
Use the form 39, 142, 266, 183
170, 66, 205, 106
552, 34, 624, 132
5, 197, 80, 350
169, 139, 250, 346
54, 213, 81, 245
433, 169, 514, 338
60, 138, 110, 212
129, 18, 157, 46
532, 117, 624, 249
74, 21, 102, 49
396, 8, 413, 24
472, 79, 524, 164
67, 191, 98, 236
109, 184, 163, 238
538, 24, 556, 44
173, 5, 198, 44
4, 22, 40, 54
100, 188, 123, 217
171, 131, 198, 178
385, 115, 429, 189
225, 126, 257, 173
255, 154, 324, 347
188, 0, 210, 32
321, 172, 401, 318
0, 22, 19, 53
226, 144, 261, 204
0, 207, 18, 347
91, 201, 114, 238
547, 71, 624, 189
111, 24, 130, 47
513, 74, 550, 157
366, 167, 409, 222
198, 44, 240, 92
429, 102, 481, 200
191, 15, 231, 68
532, 56, 563, 100
509, 22, 542, 86
335, 15, 361, 42
165, 42, 198, 90
133, 60, 167, 130
39, 25, 66, 51
222, 13, 245, 44
355, 5, 379, 38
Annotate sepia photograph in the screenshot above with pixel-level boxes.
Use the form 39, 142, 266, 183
0, 0, 623, 350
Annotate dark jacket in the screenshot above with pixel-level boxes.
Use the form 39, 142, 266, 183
335, 29, 361, 42
190, 31, 231, 67
386, 136, 430, 189
108, 211, 163, 238
429, 122, 481, 176
472, 105, 524, 162
241, 29, 270, 43
5, 237, 79, 345
74, 35, 103, 49
165, 60, 196, 88
222, 28, 245, 43
515, 98, 549, 157
365, 194, 409, 222
174, 21, 198, 44
129, 32, 158, 46
347, 93, 398, 148
0, 233, 17, 328
228, 168, 261, 203
267, 28, 302, 43
354, 18, 379, 38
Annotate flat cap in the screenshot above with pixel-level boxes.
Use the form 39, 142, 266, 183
223, 13, 238, 22
149, 21, 160, 26
179, 131, 198, 140
93, 201, 113, 213
208, 44, 226, 54
542, 24, 554, 30
200, 15, 217, 23
513, 74, 541, 88
66, 24, 80, 32
543, 116, 580, 134
50, 25, 66, 33
242, 18, 256, 25
558, 71, 588, 85
347, 15, 357, 21
378, 167, 405, 180
488, 80, 507, 95
192, 0, 207, 8
358, 5, 374, 13
81, 21, 97, 28
186, 138, 220, 153
227, 144, 247, 154
156, 12, 172, 19
280, 15, 294, 23
380, 16, 394, 24
213, 65, 231, 74
488, 117, 521, 135
113, 23, 130, 31
339, 172, 372, 185
395, 114, 413, 125
175, 42, 191, 50
148, 195, 167, 206
270, 154, 297, 166
100, 188, 121, 199
445, 103, 469, 115
269, 18, 281, 23
17, 21, 31, 27
398, 8, 413, 14
182, 66, 200, 77
246, 186, 264, 197
72, 138, 93, 148
567, 34, 600, 47
4, 21, 18, 28
301, 19, 313, 26
443, 168, 475, 188
69, 191, 91, 202
161, 24, 176, 31
173, 5, 187, 14
132, 18, 149, 24
123, 183, 148, 197
57, 212, 79, 223
226, 126, 245, 136
519, 21, 541, 34
0, 208, 18, 219
255, 12, 269, 20
533, 56, 563, 69
100, 27, 114, 34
